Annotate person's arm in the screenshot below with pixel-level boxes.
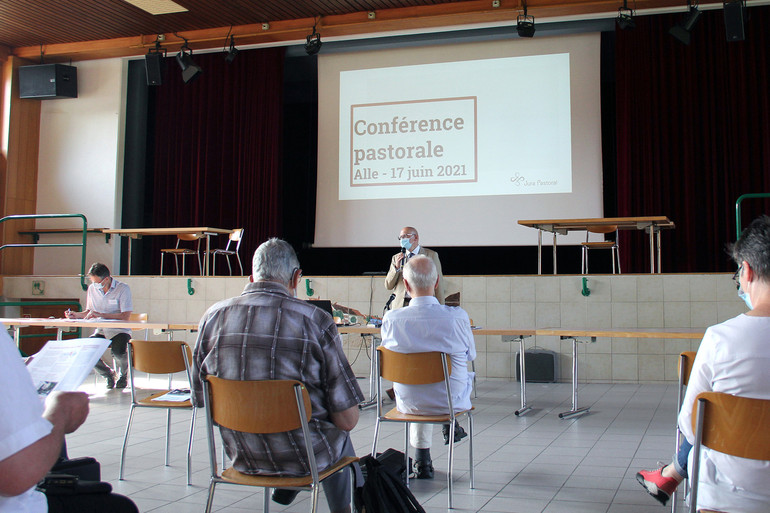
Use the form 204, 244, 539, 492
384, 254, 403, 291
0, 392, 88, 497
433, 251, 445, 305
330, 405, 359, 432
86, 310, 131, 320
677, 334, 714, 443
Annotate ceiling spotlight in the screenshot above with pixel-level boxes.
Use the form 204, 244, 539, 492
176, 40, 202, 83
616, 1, 635, 30
516, 4, 535, 38
305, 23, 323, 55
669, 3, 702, 45
225, 35, 239, 63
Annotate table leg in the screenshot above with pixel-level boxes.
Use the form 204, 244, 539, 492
204, 235, 211, 276
12, 325, 20, 348
537, 230, 543, 275
559, 336, 591, 419
359, 334, 379, 410
649, 226, 655, 274
515, 336, 532, 416
657, 229, 662, 274
127, 237, 133, 276
553, 232, 558, 275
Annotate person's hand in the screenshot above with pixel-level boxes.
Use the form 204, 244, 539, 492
84, 310, 97, 319
43, 391, 89, 434
64, 309, 73, 319
395, 252, 406, 268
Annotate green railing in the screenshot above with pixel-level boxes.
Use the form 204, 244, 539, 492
0, 214, 89, 290
735, 194, 770, 239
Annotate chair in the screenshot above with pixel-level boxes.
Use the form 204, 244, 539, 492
371, 346, 474, 509
119, 340, 196, 485
581, 225, 620, 274
160, 233, 202, 276
671, 351, 697, 513
202, 376, 359, 513
208, 228, 244, 276
689, 391, 770, 513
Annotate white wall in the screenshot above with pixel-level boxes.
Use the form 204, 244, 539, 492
34, 57, 127, 274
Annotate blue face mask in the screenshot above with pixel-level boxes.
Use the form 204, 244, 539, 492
738, 289, 753, 310
400, 238, 412, 251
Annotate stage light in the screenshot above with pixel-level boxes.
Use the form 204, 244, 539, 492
516, 4, 535, 38
144, 39, 166, 86
176, 41, 202, 83
305, 24, 323, 55
616, 3, 635, 30
669, 4, 702, 45
225, 35, 239, 63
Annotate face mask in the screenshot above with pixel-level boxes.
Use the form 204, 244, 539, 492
92, 279, 103, 288
738, 289, 753, 310
400, 238, 412, 251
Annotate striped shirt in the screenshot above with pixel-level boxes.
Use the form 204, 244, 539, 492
192, 280, 363, 476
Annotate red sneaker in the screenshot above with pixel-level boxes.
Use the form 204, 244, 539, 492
636, 467, 679, 506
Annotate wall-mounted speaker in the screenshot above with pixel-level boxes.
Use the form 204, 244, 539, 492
145, 53, 163, 86
18, 64, 78, 99
723, 1, 746, 42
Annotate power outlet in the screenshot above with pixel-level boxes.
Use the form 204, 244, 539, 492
32, 280, 45, 296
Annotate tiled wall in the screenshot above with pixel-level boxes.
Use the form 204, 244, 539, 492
2, 273, 744, 384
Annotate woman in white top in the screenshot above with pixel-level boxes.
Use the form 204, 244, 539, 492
637, 215, 770, 513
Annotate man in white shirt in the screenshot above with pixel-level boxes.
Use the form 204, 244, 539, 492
380, 255, 475, 479
65, 263, 133, 389
637, 215, 770, 512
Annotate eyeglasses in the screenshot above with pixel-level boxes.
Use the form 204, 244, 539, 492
733, 265, 742, 290
397, 233, 415, 240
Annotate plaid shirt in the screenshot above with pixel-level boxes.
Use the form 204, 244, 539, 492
192, 280, 363, 476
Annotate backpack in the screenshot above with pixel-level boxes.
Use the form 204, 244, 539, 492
355, 454, 426, 513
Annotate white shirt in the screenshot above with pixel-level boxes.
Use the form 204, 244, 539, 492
380, 295, 476, 415
678, 314, 770, 513
0, 328, 52, 513
86, 278, 133, 339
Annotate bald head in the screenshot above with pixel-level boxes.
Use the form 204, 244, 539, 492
403, 255, 438, 297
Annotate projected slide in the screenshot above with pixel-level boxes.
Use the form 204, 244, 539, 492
339, 53, 571, 201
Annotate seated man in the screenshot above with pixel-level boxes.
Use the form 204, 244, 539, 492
380, 255, 476, 479
191, 238, 364, 513
636, 215, 770, 511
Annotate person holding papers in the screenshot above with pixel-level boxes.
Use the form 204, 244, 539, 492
64, 263, 133, 389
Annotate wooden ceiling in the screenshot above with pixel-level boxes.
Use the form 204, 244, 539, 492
2, 0, 705, 62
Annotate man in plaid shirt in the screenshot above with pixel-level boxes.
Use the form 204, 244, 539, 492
192, 238, 363, 513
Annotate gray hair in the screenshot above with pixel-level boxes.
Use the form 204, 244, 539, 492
252, 238, 300, 285
403, 255, 437, 291
730, 215, 770, 282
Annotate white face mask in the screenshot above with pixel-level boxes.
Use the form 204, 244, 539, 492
400, 237, 413, 251
738, 288, 753, 310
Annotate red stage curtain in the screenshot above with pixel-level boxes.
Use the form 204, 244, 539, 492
615, 7, 770, 273
149, 47, 285, 275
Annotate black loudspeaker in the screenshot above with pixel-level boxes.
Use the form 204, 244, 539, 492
723, 1, 746, 42
18, 64, 77, 99
144, 53, 163, 86
516, 350, 558, 383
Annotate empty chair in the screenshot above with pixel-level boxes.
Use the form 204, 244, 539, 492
160, 233, 202, 275
119, 339, 196, 485
202, 376, 359, 513
208, 228, 244, 276
371, 346, 474, 509
689, 391, 770, 513
581, 225, 620, 274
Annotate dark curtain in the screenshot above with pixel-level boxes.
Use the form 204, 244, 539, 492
614, 6, 770, 273
148, 47, 285, 275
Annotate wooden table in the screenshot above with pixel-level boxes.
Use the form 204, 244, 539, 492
102, 227, 233, 276
518, 216, 675, 274
537, 327, 704, 418
0, 318, 170, 347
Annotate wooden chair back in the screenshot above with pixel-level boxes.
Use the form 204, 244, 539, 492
679, 351, 696, 387
586, 224, 618, 234
129, 339, 191, 374
230, 228, 244, 242
692, 391, 770, 460
376, 346, 451, 385
129, 312, 148, 322
178, 233, 202, 242
205, 376, 311, 434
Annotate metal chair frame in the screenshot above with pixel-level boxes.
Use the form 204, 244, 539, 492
581, 225, 621, 274
209, 228, 244, 276
160, 233, 202, 276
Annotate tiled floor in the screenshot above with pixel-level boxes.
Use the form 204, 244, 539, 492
66, 375, 684, 512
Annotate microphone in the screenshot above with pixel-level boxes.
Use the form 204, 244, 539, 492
400, 247, 407, 268
384, 293, 396, 311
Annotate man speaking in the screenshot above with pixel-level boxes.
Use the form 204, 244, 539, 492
384, 226, 445, 309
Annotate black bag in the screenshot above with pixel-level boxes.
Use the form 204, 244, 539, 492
355, 454, 426, 513
49, 456, 101, 481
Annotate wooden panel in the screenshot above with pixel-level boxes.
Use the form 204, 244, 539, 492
19, 299, 82, 355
